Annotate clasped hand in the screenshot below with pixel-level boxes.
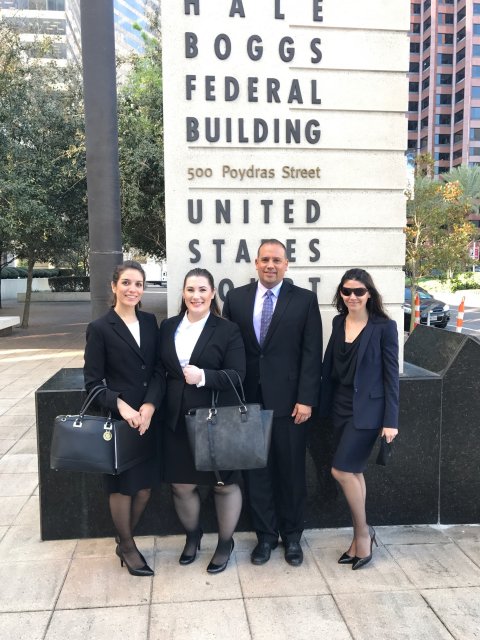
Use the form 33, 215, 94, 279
117, 398, 155, 435
183, 364, 203, 385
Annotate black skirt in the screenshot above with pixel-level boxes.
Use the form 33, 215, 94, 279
331, 384, 379, 473
163, 415, 240, 485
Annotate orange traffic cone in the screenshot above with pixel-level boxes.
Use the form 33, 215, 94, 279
414, 293, 420, 327
456, 297, 465, 333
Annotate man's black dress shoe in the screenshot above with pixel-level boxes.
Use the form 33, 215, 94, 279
251, 541, 278, 565
284, 541, 303, 566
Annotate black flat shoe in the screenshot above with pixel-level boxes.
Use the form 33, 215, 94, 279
179, 530, 203, 565
251, 540, 278, 565
338, 551, 355, 564
352, 526, 378, 571
207, 539, 235, 574
115, 546, 154, 576
284, 541, 303, 566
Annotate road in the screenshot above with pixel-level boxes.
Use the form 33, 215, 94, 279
447, 304, 480, 335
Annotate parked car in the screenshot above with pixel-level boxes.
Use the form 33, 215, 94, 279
403, 286, 450, 330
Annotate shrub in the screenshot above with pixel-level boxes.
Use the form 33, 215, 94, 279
0, 267, 22, 279
32, 268, 59, 278
48, 276, 90, 292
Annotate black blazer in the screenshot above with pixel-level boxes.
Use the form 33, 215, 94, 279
83, 308, 164, 417
159, 313, 246, 431
320, 314, 400, 430
223, 280, 323, 418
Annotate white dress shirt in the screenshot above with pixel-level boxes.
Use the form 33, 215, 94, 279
174, 312, 210, 386
253, 281, 283, 344
126, 321, 140, 347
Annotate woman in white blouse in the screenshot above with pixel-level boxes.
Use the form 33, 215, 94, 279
84, 261, 164, 576
159, 268, 246, 574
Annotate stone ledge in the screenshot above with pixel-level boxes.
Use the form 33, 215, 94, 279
0, 316, 21, 336
17, 292, 90, 302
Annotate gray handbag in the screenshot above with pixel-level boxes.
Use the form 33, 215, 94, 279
185, 370, 273, 484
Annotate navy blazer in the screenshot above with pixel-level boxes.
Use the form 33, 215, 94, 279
159, 313, 246, 432
223, 280, 323, 418
320, 314, 399, 430
84, 308, 165, 417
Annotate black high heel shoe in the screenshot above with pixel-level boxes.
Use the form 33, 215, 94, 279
179, 529, 203, 565
352, 526, 378, 571
115, 545, 154, 576
207, 539, 234, 574
338, 551, 355, 564
115, 537, 148, 566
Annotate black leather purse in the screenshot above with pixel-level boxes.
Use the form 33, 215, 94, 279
185, 370, 273, 484
50, 385, 154, 474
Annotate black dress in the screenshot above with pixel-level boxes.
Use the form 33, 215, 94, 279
331, 322, 379, 473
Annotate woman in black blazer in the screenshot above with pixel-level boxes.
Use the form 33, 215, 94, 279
84, 261, 164, 577
320, 268, 399, 570
159, 268, 246, 574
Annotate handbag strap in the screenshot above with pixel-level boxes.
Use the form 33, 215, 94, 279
79, 385, 108, 417
210, 370, 246, 410
207, 418, 224, 486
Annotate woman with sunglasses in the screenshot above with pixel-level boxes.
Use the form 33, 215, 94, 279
320, 268, 399, 570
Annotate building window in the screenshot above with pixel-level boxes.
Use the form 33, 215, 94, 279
409, 101, 419, 111
436, 93, 451, 105
457, 6, 466, 21
436, 114, 451, 125
474, 24, 480, 35
456, 68, 465, 82
421, 97, 430, 109
452, 149, 462, 160
422, 56, 431, 70
457, 27, 466, 42
413, 3, 420, 14
445, 14, 454, 24
456, 48, 466, 63
471, 107, 480, 119
410, 42, 420, 54
455, 88, 464, 103
410, 61, 420, 73
424, 36, 431, 50
470, 147, 480, 156
408, 139, 417, 149
472, 86, 480, 99
474, 4, 480, 15
422, 77, 430, 90
435, 152, 450, 161
435, 133, 451, 145
454, 109, 464, 123
408, 120, 418, 131
437, 73, 452, 85
420, 136, 428, 147
438, 53, 453, 65
424, 16, 431, 30
412, 23, 421, 35
424, 0, 431, 9
438, 32, 454, 44
409, 82, 419, 93
470, 128, 480, 141
438, 166, 450, 174
473, 66, 480, 78
421, 116, 429, 129
454, 131, 463, 143
473, 45, 480, 57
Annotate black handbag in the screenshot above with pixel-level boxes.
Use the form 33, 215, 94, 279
376, 435, 393, 466
50, 385, 154, 474
185, 370, 273, 483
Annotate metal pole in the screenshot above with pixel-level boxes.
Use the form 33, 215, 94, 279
80, 0, 123, 320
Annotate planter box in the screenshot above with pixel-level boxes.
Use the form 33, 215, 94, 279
17, 292, 90, 302
1, 278, 50, 300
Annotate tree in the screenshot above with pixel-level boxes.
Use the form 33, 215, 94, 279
406, 175, 475, 332
117, 17, 165, 260
444, 164, 480, 214
0, 21, 87, 326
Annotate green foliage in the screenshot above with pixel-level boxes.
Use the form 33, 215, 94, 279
117, 15, 165, 259
48, 276, 90, 292
443, 165, 480, 214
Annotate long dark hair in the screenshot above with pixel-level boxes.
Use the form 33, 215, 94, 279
111, 260, 146, 308
333, 268, 388, 318
179, 268, 221, 317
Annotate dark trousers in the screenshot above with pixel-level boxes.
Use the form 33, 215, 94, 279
244, 414, 308, 545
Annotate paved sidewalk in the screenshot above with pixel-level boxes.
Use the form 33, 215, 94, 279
0, 300, 480, 639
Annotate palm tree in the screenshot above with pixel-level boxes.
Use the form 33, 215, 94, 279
443, 165, 480, 213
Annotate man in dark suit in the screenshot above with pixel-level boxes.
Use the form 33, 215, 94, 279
223, 239, 322, 566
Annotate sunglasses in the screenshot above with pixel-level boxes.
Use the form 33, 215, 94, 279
341, 286, 368, 297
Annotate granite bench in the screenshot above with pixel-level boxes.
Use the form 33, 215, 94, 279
0, 316, 20, 336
